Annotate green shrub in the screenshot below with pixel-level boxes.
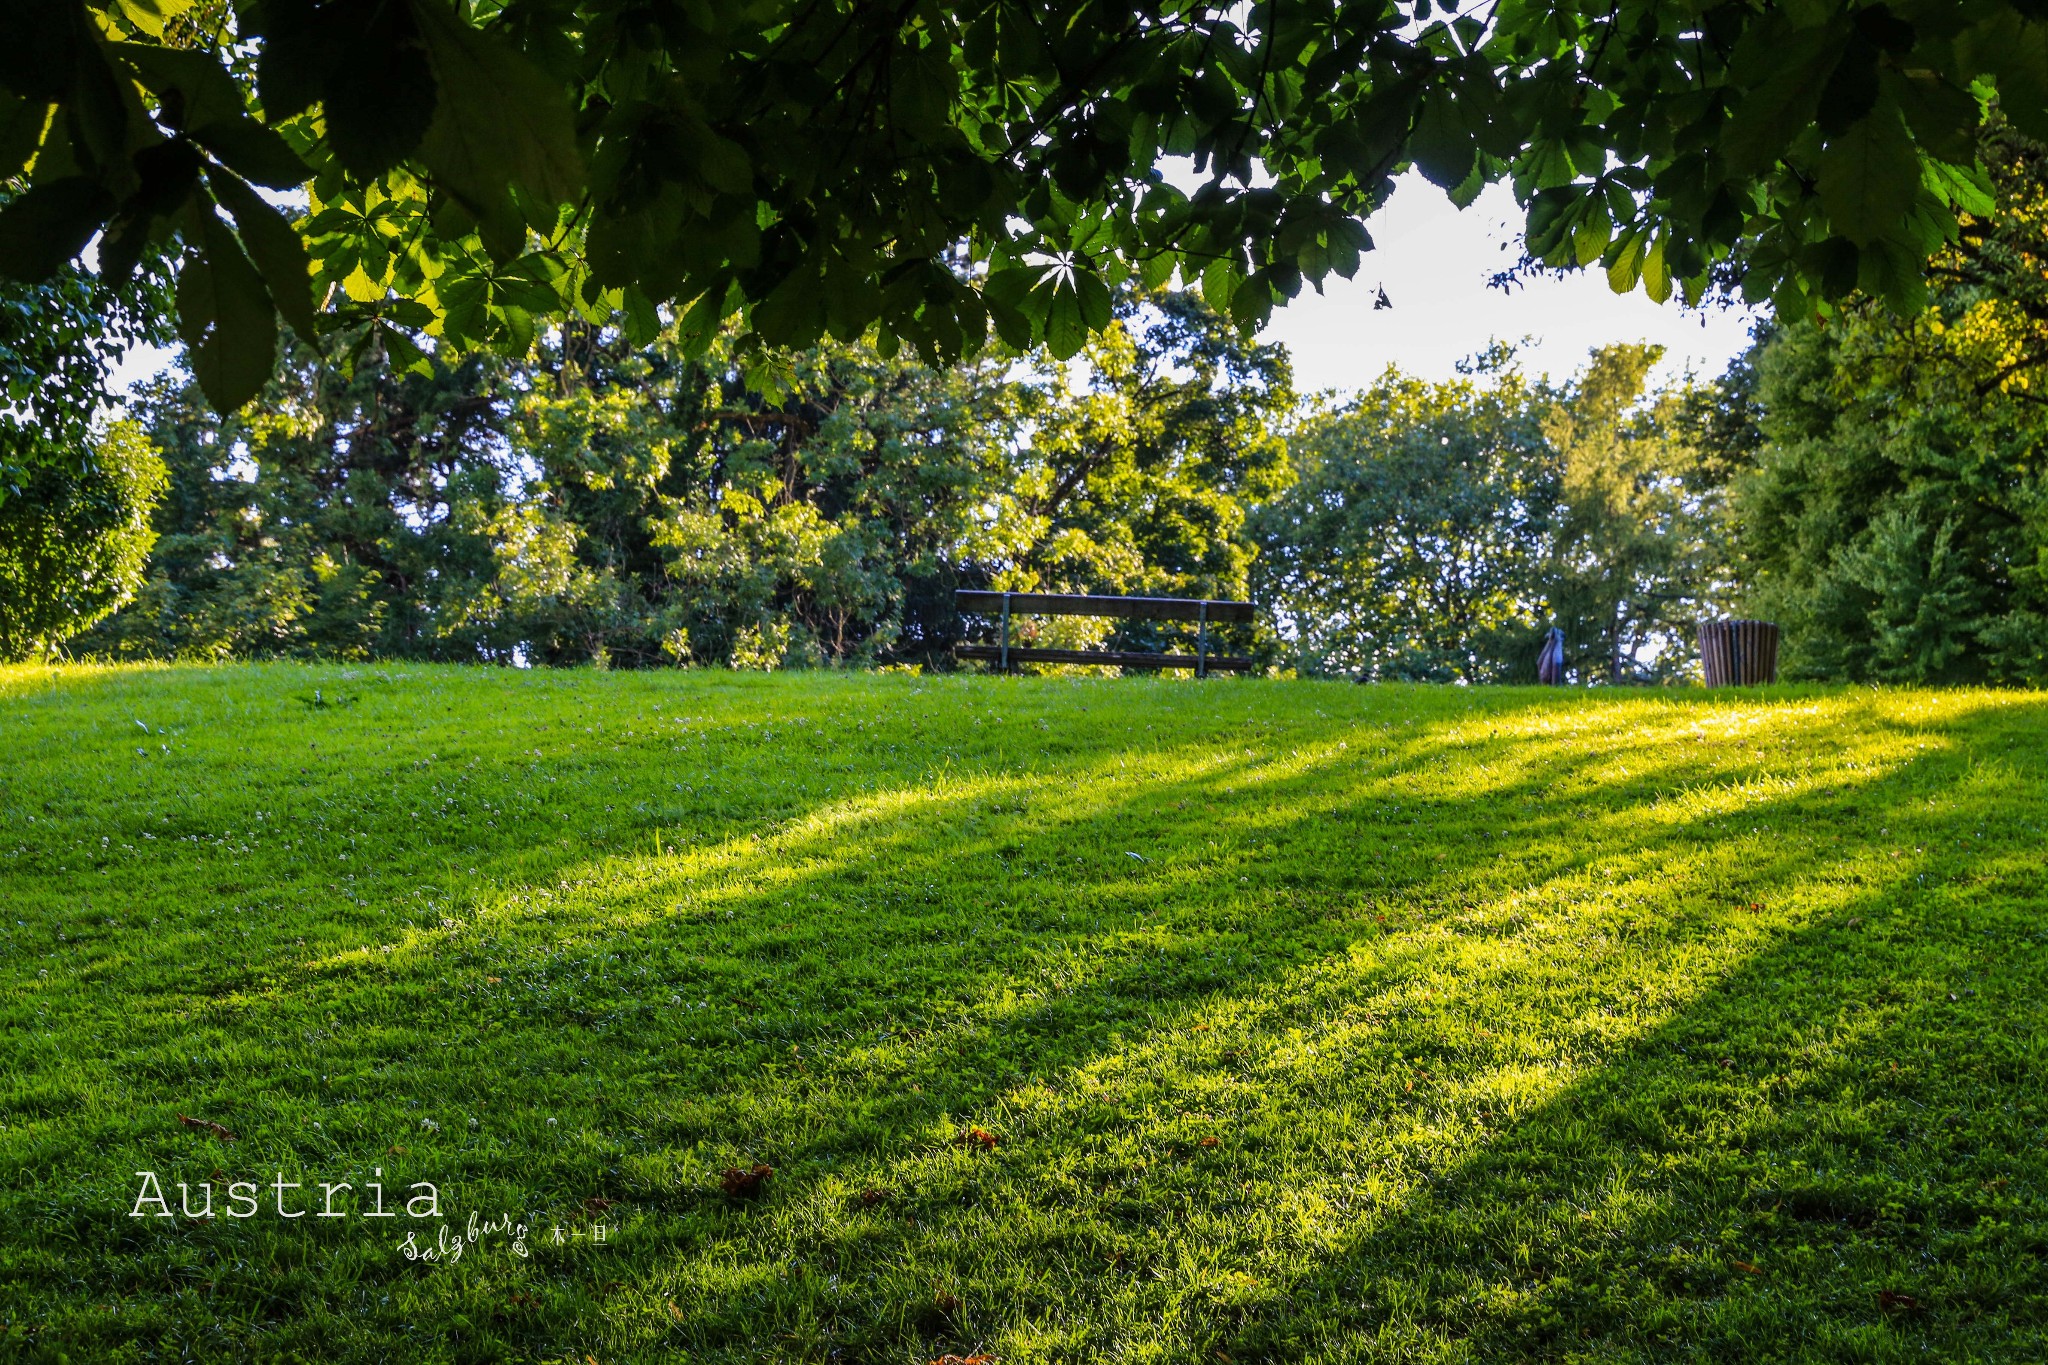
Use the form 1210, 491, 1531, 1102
0, 421, 168, 661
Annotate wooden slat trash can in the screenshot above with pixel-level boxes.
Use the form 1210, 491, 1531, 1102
1697, 619, 1780, 686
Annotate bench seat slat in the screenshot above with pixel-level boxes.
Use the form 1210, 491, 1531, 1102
954, 645, 1254, 672
954, 590, 1254, 624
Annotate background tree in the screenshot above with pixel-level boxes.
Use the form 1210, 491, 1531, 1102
0, 252, 171, 498
989, 292, 1293, 659
82, 340, 529, 661
78, 291, 1306, 669
1730, 127, 2048, 685
1728, 139, 2048, 685
82, 320, 1030, 668
1544, 344, 1733, 684
1252, 348, 1559, 682
0, 419, 166, 660
1255, 344, 1736, 683
517, 321, 1026, 669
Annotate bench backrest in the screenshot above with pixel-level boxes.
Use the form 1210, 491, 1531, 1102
953, 590, 1256, 675
954, 590, 1254, 624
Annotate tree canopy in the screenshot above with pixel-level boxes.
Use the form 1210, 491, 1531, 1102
3, 0, 2043, 413
1254, 343, 1737, 684
0, 253, 169, 496
1729, 128, 2048, 685
0, 417, 165, 659
78, 290, 1287, 668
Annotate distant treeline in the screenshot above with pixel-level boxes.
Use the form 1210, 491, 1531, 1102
11, 136, 2046, 686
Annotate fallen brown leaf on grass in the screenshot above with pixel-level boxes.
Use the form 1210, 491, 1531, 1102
583, 1196, 617, 1215
927, 1356, 994, 1365
1198, 1136, 1220, 1148
720, 1164, 773, 1198
857, 1188, 889, 1207
176, 1114, 237, 1143
1731, 1259, 1760, 1274
954, 1126, 1000, 1151
1878, 1289, 1920, 1311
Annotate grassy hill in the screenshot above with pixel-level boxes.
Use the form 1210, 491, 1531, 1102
2, 663, 2044, 1363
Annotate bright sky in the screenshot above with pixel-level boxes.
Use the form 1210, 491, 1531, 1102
1257, 171, 1763, 396
110, 171, 1762, 402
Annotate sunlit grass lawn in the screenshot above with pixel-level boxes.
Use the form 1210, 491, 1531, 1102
2, 663, 2045, 1364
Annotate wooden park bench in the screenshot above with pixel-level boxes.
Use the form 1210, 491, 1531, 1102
954, 590, 1256, 676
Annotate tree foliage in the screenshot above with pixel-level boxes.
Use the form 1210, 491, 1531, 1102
517, 319, 1029, 669
1, 0, 2040, 415
0, 419, 166, 659
1732, 132, 2048, 684
0, 248, 172, 499
1544, 344, 1736, 685
80, 290, 1291, 668
1253, 350, 1558, 681
1255, 345, 1737, 683
85, 327, 999, 666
